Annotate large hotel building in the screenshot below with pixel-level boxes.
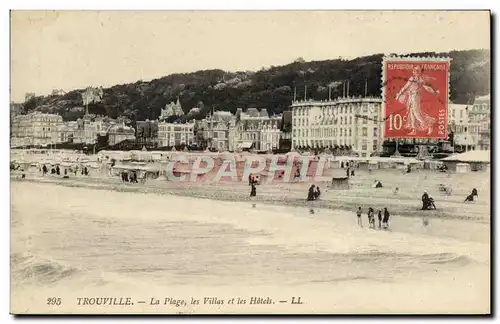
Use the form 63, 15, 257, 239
291, 97, 383, 157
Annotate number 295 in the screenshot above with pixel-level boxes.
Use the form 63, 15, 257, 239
47, 297, 61, 306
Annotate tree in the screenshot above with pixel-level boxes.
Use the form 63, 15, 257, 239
24, 93, 35, 103
20, 49, 490, 121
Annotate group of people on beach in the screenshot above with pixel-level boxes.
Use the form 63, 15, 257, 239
341, 160, 358, 178
40, 164, 89, 177
121, 171, 138, 183
307, 184, 321, 201
356, 206, 391, 229
249, 174, 258, 198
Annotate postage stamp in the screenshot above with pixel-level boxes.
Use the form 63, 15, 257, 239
382, 56, 451, 139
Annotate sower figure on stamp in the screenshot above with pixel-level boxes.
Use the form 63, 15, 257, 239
395, 66, 440, 136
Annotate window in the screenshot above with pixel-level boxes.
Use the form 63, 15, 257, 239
362, 127, 368, 136
349, 116, 352, 124
363, 118, 367, 125
373, 127, 378, 137
350, 107, 353, 113
362, 144, 367, 150
363, 104, 368, 113
373, 140, 378, 151
349, 129, 352, 136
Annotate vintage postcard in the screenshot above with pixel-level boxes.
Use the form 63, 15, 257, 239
10, 10, 491, 314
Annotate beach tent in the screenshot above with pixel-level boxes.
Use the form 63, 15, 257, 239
331, 176, 349, 190
441, 150, 490, 172
368, 160, 379, 170
440, 150, 490, 163
455, 163, 471, 173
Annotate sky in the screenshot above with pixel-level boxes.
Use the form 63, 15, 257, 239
10, 10, 490, 102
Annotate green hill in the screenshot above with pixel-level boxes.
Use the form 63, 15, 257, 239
21, 49, 490, 122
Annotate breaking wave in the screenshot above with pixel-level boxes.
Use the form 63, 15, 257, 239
11, 252, 79, 285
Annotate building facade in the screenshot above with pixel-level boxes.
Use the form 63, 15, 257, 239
11, 112, 63, 147
233, 108, 282, 151
199, 111, 235, 151
73, 115, 113, 144
108, 123, 136, 146
58, 121, 79, 143
448, 103, 478, 149
135, 120, 159, 147
471, 95, 491, 150
157, 121, 195, 148
448, 96, 490, 151
291, 97, 383, 157
159, 98, 184, 121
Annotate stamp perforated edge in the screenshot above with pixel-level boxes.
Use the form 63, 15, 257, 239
381, 56, 452, 140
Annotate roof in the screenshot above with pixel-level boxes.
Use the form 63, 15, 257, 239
440, 150, 490, 163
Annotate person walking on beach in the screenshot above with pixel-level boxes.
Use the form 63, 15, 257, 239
377, 209, 383, 229
250, 182, 257, 208
307, 185, 316, 201
368, 207, 375, 229
250, 182, 256, 197
356, 207, 362, 227
382, 208, 390, 229
314, 186, 321, 200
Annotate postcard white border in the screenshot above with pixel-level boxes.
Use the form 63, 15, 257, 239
2, 1, 497, 324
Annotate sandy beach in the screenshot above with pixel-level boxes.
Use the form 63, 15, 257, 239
10, 167, 490, 314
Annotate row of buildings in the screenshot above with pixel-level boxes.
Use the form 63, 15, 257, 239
10, 94, 490, 155
10, 113, 136, 148
290, 95, 491, 156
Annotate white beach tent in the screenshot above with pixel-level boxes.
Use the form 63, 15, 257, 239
440, 150, 490, 163
440, 150, 490, 172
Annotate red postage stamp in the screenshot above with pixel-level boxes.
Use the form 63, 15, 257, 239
382, 57, 451, 139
